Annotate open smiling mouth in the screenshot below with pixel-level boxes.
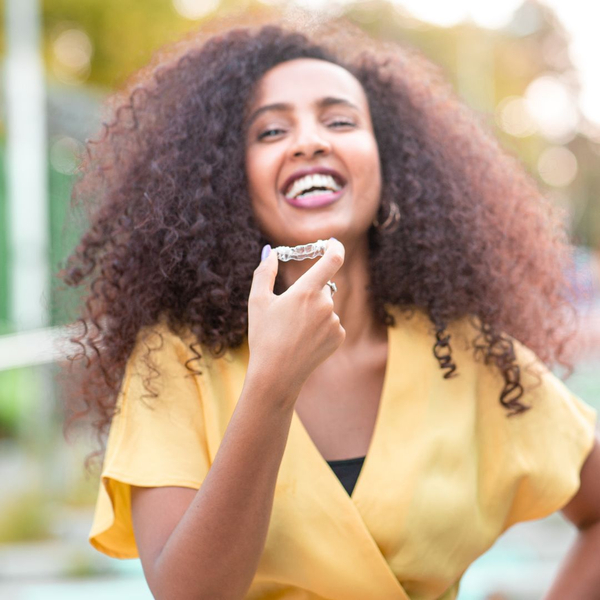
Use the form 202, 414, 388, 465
282, 173, 347, 208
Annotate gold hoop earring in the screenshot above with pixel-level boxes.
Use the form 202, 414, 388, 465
373, 201, 401, 233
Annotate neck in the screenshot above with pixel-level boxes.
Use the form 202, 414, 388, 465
277, 236, 386, 351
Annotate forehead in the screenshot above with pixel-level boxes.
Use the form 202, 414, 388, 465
250, 58, 369, 111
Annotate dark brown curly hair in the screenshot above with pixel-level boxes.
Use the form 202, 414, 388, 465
59, 13, 580, 454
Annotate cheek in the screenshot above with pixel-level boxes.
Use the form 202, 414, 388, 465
350, 137, 381, 191
244, 152, 261, 196
245, 147, 278, 200
245, 153, 278, 233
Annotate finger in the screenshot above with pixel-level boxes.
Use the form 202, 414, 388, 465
249, 245, 279, 299
323, 280, 337, 299
292, 238, 345, 291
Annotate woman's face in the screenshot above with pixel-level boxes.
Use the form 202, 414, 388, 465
245, 58, 382, 248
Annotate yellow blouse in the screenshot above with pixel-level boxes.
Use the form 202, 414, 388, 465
90, 305, 597, 599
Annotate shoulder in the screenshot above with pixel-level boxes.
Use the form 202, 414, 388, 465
387, 304, 590, 415
127, 319, 246, 377
123, 319, 250, 414
129, 320, 196, 366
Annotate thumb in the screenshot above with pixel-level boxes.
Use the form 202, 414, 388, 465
249, 244, 279, 298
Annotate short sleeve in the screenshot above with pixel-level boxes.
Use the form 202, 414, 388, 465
89, 325, 211, 558
503, 339, 597, 528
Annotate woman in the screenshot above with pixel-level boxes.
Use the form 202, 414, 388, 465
62, 14, 600, 600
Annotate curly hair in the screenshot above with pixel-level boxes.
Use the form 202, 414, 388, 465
59, 13, 579, 455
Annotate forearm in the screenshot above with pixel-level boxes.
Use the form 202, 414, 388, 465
149, 368, 299, 600
544, 520, 600, 599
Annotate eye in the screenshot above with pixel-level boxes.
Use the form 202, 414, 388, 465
257, 128, 285, 140
328, 119, 355, 128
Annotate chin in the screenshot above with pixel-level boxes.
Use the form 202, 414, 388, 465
288, 230, 337, 246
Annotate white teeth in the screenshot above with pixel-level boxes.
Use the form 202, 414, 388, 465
296, 189, 329, 199
285, 174, 342, 199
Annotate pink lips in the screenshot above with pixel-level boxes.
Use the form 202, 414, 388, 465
283, 186, 346, 208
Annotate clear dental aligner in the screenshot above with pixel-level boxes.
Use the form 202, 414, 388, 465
274, 239, 328, 262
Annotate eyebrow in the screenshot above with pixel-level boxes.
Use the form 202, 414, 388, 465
245, 96, 361, 128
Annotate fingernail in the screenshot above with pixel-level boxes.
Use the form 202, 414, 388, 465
261, 244, 271, 261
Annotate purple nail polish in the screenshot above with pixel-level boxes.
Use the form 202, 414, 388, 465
261, 244, 271, 261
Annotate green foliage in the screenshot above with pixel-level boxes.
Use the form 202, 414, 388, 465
0, 371, 20, 438
62, 552, 113, 578
42, 0, 202, 88
0, 368, 38, 440
0, 491, 53, 543
48, 166, 88, 327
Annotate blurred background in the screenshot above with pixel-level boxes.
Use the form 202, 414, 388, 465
0, 0, 599, 598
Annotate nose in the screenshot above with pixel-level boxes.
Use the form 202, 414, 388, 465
289, 123, 332, 159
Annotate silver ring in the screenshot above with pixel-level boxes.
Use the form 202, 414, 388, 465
326, 280, 337, 296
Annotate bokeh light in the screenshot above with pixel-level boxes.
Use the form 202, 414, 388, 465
395, 0, 523, 29
496, 96, 537, 138
172, 0, 221, 20
51, 27, 93, 85
469, 0, 525, 29
397, 0, 468, 27
49, 136, 84, 175
537, 146, 578, 187
393, 0, 600, 126
524, 75, 579, 142
544, 0, 600, 125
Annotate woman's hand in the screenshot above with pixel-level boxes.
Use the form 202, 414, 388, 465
131, 244, 348, 599
247, 238, 346, 395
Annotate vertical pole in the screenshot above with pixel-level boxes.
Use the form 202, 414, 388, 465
4, 0, 54, 492
5, 0, 49, 332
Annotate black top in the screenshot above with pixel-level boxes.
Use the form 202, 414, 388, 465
326, 456, 366, 496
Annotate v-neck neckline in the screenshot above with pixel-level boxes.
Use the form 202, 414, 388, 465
290, 306, 395, 503
283, 308, 411, 598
